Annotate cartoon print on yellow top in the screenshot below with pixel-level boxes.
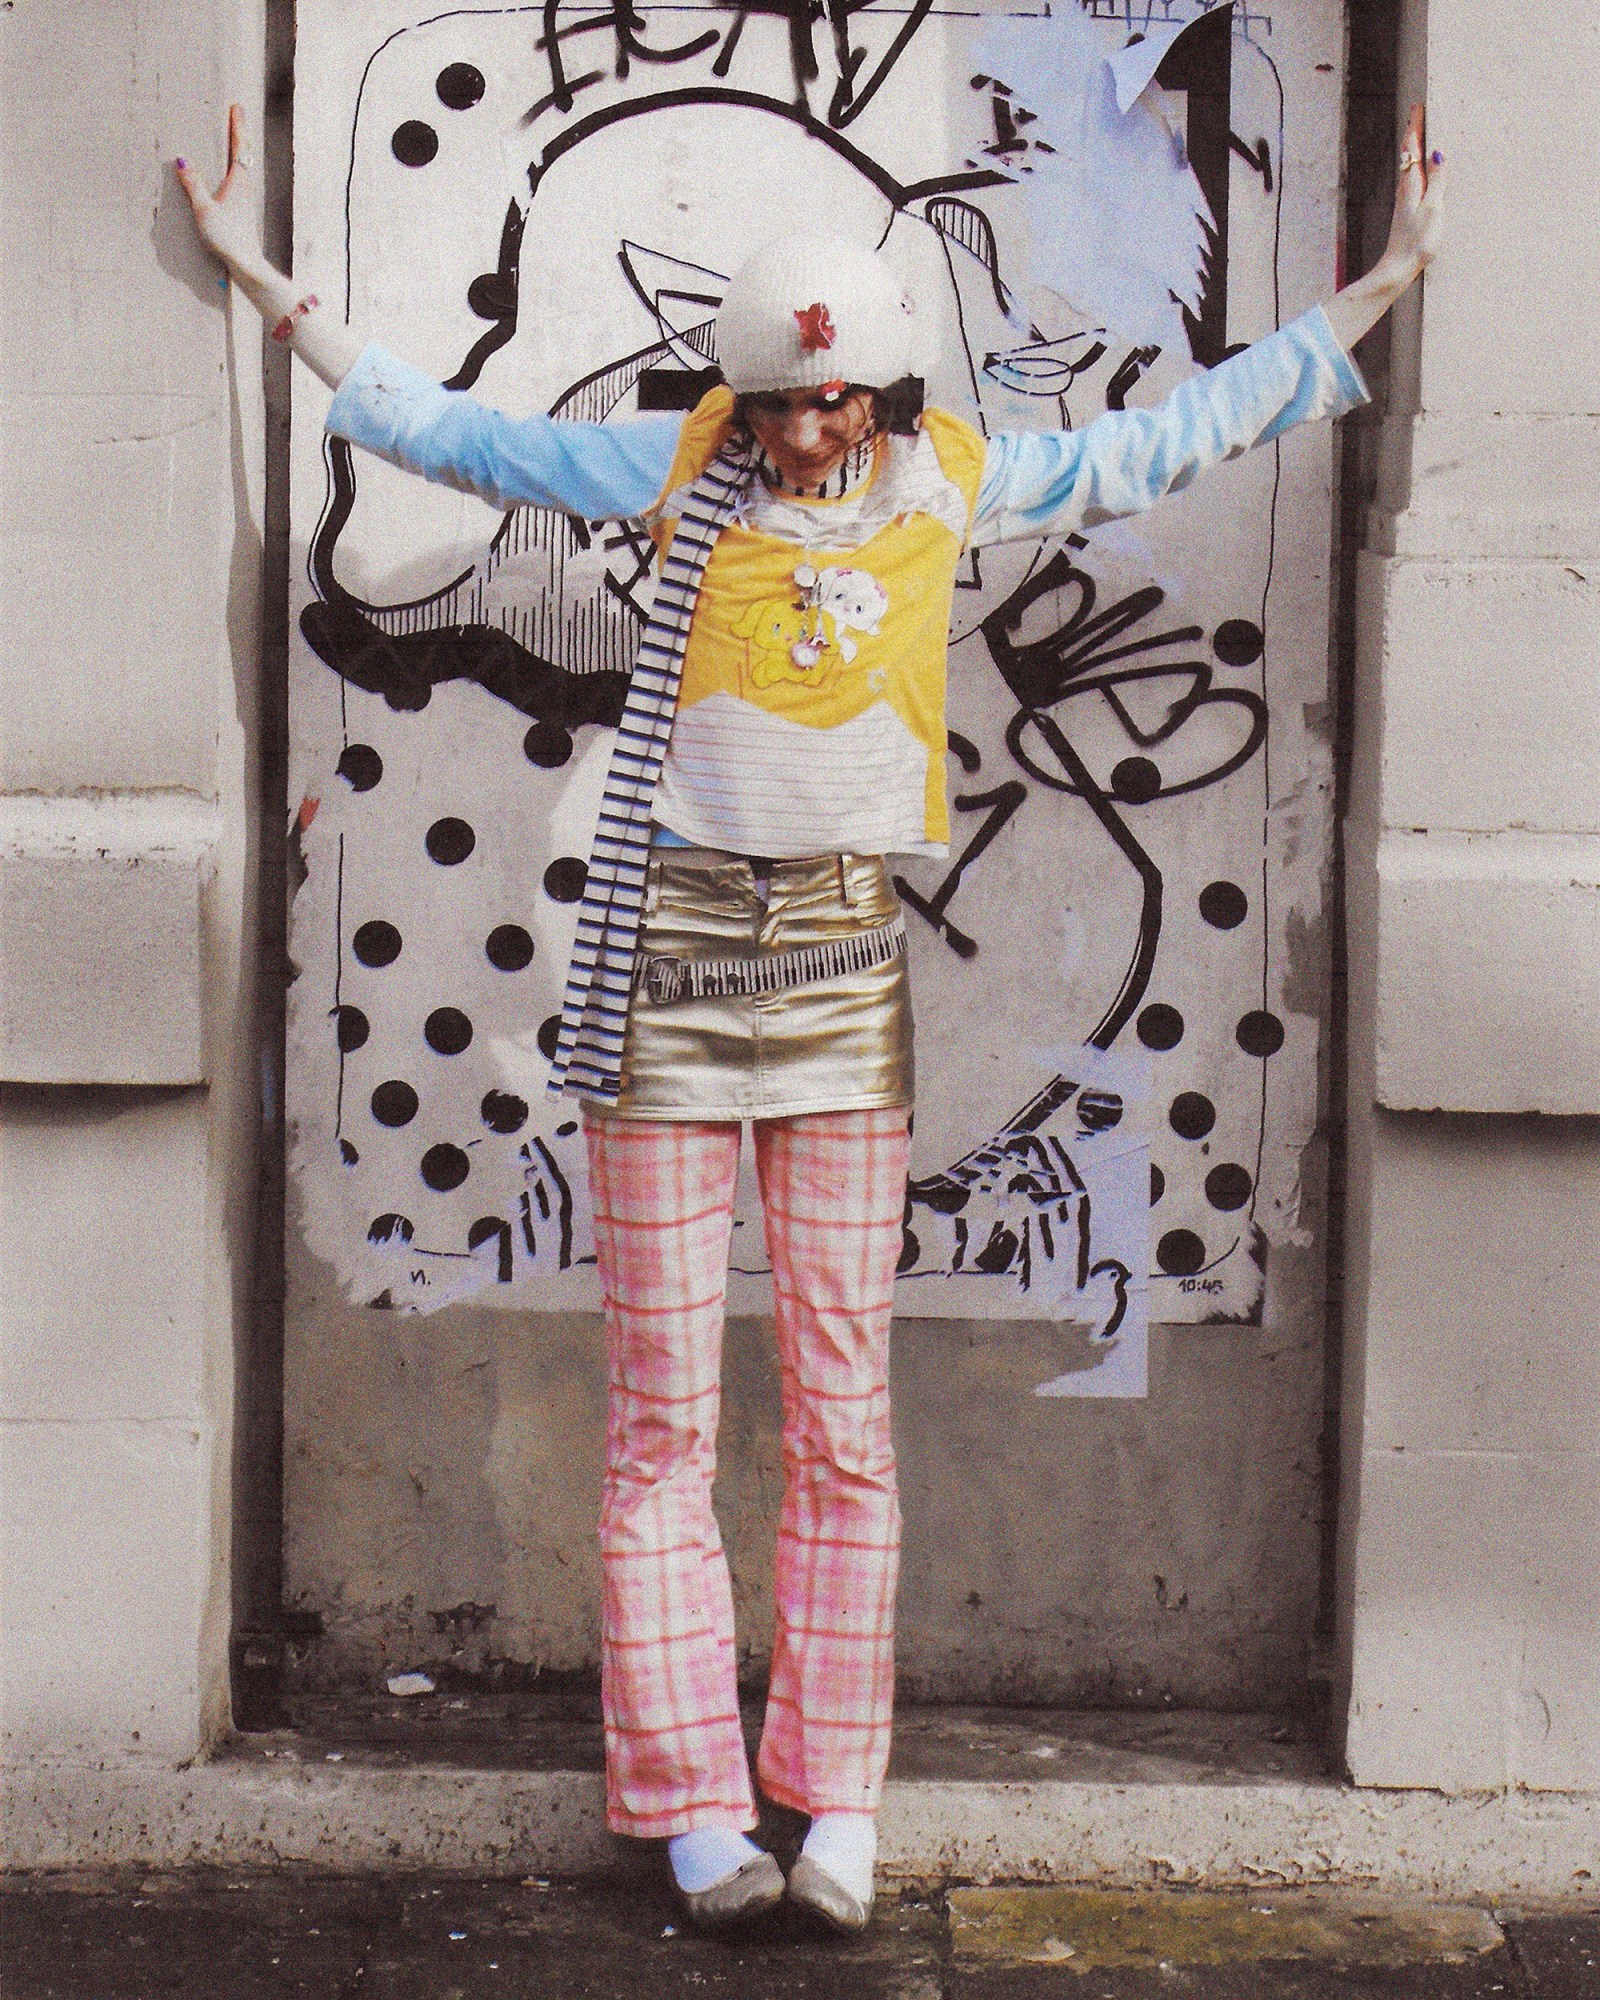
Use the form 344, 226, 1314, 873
649, 389, 989, 846
732, 561, 890, 690
731, 595, 825, 688
807, 564, 888, 660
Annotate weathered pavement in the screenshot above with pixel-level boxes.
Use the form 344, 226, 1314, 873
17, 1706, 1597, 1900
3, 1872, 1597, 1999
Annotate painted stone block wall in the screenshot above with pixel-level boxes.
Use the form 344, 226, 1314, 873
282, 0, 1356, 1704
1339, 0, 1600, 1791
0, 1, 264, 1762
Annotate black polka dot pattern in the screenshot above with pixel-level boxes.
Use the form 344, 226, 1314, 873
481, 1089, 528, 1135
1169, 1091, 1216, 1141
336, 744, 383, 792
485, 925, 534, 971
371, 1080, 419, 1128
1110, 756, 1161, 804
391, 120, 439, 167
1136, 1003, 1183, 1051
1205, 1163, 1253, 1211
316, 556, 1283, 1320
524, 722, 574, 768
425, 817, 476, 866
1213, 618, 1265, 666
468, 271, 516, 320
385, 683, 431, 713
1077, 1089, 1123, 1136
1199, 880, 1249, 929
1236, 1010, 1285, 1058
335, 1004, 370, 1052
420, 1143, 470, 1192
436, 62, 486, 109
339, 1138, 359, 1165
543, 857, 588, 903
425, 1007, 474, 1056
352, 921, 402, 968
1157, 1228, 1206, 1275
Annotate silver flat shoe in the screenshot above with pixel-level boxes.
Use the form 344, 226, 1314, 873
785, 1852, 872, 1933
677, 1849, 785, 1931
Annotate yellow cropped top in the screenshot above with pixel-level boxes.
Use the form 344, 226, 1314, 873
646, 388, 988, 858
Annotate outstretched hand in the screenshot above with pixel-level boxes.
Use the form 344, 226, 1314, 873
175, 103, 264, 280
1321, 102, 1445, 353
173, 103, 361, 387
1381, 104, 1447, 278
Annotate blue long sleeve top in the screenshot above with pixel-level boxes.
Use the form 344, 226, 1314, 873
325, 305, 1368, 545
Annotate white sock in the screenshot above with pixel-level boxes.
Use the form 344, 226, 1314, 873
800, 1812, 877, 1904
667, 1825, 766, 1895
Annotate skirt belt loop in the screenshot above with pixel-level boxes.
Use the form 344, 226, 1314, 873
839, 853, 857, 908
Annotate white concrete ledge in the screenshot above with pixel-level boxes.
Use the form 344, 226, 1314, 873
4, 1759, 1596, 1906
1371, 413, 1600, 562
1375, 830, 1600, 1113
1357, 553, 1600, 837
0, 793, 218, 1084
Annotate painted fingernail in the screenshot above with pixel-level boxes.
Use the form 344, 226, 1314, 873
1430, 149, 1444, 165
176, 156, 188, 169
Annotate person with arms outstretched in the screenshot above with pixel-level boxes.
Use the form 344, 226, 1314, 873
179, 104, 1442, 1933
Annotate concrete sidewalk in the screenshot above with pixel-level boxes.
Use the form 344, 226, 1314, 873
3, 1871, 1598, 1998
10, 1706, 1598, 1905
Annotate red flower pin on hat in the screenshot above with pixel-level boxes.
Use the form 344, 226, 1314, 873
794, 301, 836, 352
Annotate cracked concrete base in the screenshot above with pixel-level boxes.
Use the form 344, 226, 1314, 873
5, 1755, 1597, 1905
878, 1777, 1600, 1904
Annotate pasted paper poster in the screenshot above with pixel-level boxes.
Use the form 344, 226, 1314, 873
288, 0, 1344, 1398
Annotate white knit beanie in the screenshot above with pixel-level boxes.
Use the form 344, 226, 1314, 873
714, 231, 918, 393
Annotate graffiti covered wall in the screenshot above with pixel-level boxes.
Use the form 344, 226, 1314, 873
288, 0, 1344, 1399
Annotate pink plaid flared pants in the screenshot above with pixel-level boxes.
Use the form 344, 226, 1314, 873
584, 1107, 909, 1838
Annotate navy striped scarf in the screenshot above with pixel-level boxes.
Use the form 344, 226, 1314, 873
546, 436, 758, 1103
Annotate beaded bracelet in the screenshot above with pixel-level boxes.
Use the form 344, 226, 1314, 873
271, 294, 319, 343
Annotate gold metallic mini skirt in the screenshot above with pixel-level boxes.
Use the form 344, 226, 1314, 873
601, 848, 914, 1122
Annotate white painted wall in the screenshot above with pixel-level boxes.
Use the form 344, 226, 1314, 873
1339, 0, 1600, 1790
0, 0, 266, 1766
